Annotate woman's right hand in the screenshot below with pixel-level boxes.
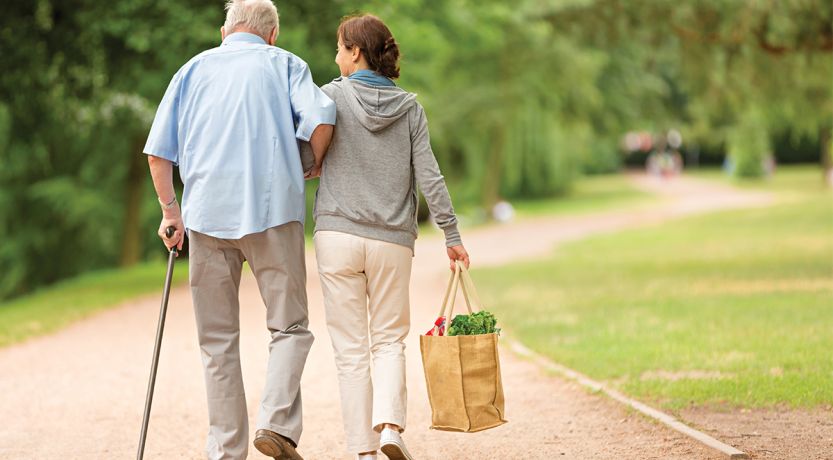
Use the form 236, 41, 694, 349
447, 245, 470, 271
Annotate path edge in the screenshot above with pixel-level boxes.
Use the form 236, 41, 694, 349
507, 340, 749, 460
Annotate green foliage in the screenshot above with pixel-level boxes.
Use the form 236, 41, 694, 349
582, 138, 622, 175
447, 310, 500, 336
0, 0, 218, 299
543, 0, 832, 165
363, 0, 591, 204
1, 0, 830, 299
728, 109, 771, 178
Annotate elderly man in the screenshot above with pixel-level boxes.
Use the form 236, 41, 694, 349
143, 1, 334, 459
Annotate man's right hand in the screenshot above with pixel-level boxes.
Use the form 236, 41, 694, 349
147, 155, 184, 253
158, 208, 185, 253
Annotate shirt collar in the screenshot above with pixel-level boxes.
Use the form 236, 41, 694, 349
348, 69, 396, 87
222, 32, 267, 46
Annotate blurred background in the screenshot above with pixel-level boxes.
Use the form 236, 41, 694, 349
0, 0, 830, 300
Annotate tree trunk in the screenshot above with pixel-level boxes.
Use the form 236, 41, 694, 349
481, 126, 506, 213
120, 139, 146, 266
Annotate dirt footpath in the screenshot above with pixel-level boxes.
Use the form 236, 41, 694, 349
2, 175, 813, 460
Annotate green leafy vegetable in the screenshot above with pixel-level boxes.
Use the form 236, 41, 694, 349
447, 310, 501, 336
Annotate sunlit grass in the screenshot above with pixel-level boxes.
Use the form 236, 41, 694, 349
475, 166, 833, 408
511, 173, 654, 218
0, 261, 188, 347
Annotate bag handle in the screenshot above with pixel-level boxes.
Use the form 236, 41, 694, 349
457, 260, 484, 312
437, 264, 460, 319
436, 261, 476, 322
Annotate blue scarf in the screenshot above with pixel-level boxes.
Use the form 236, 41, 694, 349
348, 69, 396, 87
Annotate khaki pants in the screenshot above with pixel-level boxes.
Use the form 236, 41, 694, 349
313, 231, 413, 454
189, 222, 313, 460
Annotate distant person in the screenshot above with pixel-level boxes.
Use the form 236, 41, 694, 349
647, 149, 682, 179
143, 0, 335, 458
492, 200, 515, 223
668, 149, 684, 176
310, 14, 469, 460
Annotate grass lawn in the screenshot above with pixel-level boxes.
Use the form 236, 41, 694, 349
429, 173, 656, 239
474, 165, 833, 409
510, 173, 654, 218
0, 260, 188, 347
688, 164, 830, 192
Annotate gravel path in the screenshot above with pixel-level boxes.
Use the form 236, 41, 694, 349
0, 175, 775, 459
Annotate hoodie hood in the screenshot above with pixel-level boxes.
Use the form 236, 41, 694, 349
334, 77, 417, 133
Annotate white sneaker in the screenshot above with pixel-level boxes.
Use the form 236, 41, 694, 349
380, 428, 414, 460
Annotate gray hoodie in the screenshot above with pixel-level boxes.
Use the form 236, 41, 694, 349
311, 77, 461, 251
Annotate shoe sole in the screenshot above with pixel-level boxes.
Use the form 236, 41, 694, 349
253, 435, 303, 460
380, 443, 411, 460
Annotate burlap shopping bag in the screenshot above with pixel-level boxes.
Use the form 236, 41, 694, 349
419, 261, 507, 432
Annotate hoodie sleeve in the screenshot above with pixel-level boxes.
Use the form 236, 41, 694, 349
410, 103, 462, 247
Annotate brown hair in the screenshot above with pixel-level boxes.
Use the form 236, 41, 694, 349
337, 14, 400, 79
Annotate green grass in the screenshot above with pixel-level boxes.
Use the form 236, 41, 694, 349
438, 173, 657, 236
511, 173, 654, 218
0, 260, 188, 347
474, 166, 833, 409
689, 164, 828, 191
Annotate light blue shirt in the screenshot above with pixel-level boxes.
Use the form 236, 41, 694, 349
143, 32, 336, 239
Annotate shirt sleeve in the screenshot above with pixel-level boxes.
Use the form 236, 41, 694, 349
143, 70, 184, 164
289, 58, 336, 142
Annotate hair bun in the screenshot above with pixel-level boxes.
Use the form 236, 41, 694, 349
338, 14, 401, 79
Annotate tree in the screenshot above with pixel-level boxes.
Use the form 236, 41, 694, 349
542, 0, 833, 178
1, 0, 829, 299
0, 0, 219, 297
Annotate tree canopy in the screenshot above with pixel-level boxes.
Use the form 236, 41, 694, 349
0, 0, 830, 299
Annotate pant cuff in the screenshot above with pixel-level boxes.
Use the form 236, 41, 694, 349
348, 442, 381, 455
256, 423, 301, 448
372, 418, 406, 433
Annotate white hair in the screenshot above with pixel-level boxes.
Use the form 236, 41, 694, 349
224, 0, 279, 39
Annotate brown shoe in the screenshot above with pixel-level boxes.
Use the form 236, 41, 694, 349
253, 429, 303, 460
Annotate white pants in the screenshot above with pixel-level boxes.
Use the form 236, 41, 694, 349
313, 231, 412, 454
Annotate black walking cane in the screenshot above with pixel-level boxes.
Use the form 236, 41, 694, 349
137, 226, 178, 460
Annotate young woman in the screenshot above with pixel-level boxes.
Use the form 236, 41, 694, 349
311, 14, 469, 460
